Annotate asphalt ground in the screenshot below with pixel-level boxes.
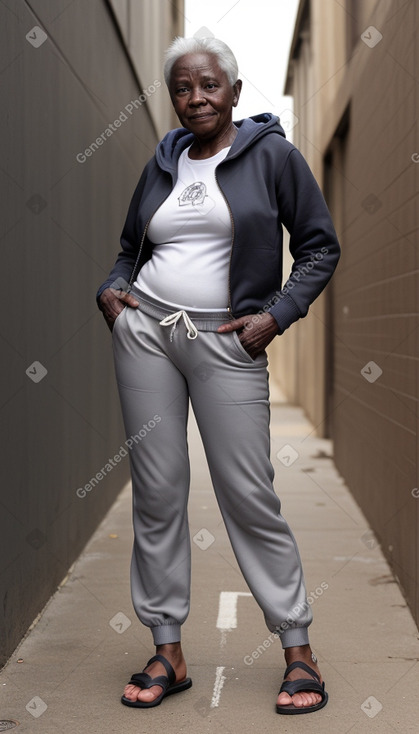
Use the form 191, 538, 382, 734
1, 402, 418, 733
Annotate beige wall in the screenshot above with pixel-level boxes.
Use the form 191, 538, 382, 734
269, 0, 344, 432
109, 0, 184, 137
284, 0, 419, 625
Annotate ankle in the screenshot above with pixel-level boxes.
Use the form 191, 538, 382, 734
284, 644, 313, 665
156, 642, 183, 660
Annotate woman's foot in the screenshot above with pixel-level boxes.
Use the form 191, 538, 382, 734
123, 642, 187, 704
277, 644, 324, 709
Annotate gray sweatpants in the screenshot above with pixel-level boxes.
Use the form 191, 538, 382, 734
112, 289, 312, 649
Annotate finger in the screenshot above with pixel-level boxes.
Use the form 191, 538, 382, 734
239, 330, 273, 356
104, 303, 125, 321
119, 292, 139, 307
217, 316, 249, 332
100, 301, 125, 328
109, 288, 139, 308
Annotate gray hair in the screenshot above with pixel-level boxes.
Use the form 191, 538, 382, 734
163, 36, 239, 87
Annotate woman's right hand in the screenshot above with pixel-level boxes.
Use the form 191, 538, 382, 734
99, 287, 140, 331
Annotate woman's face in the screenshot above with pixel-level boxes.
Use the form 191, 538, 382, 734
168, 52, 241, 141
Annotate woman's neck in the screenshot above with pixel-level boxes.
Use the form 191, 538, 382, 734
188, 124, 237, 160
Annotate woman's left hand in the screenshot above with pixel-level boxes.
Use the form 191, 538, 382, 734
218, 312, 278, 359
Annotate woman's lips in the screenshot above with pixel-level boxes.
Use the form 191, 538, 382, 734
189, 113, 215, 121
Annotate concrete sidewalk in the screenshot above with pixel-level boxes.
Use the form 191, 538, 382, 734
1, 402, 418, 733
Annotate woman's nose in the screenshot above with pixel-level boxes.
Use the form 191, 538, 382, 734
189, 87, 206, 105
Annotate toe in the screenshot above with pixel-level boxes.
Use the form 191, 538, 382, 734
295, 691, 322, 707
123, 683, 163, 703
299, 692, 313, 707
277, 691, 293, 706
291, 692, 306, 708
136, 684, 163, 703
277, 689, 323, 709
123, 684, 141, 701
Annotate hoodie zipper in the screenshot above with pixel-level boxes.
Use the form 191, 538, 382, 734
127, 213, 153, 290
214, 167, 235, 317
127, 186, 174, 291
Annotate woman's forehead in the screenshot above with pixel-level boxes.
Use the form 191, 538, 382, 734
170, 52, 225, 79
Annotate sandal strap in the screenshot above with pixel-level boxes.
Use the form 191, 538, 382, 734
128, 672, 170, 692
283, 660, 321, 683
279, 678, 325, 699
127, 653, 176, 691
128, 672, 151, 688
146, 654, 176, 686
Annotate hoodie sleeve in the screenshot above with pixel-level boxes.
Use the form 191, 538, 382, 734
95, 161, 151, 308
268, 147, 340, 334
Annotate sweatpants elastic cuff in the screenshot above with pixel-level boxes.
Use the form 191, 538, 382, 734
279, 626, 309, 649
151, 624, 181, 645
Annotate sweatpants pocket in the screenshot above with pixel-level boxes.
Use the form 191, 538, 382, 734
231, 330, 256, 363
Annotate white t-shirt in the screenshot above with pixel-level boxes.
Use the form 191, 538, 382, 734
136, 145, 232, 311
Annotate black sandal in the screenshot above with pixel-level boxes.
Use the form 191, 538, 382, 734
276, 660, 328, 715
121, 653, 192, 708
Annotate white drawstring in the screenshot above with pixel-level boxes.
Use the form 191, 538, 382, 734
159, 310, 199, 341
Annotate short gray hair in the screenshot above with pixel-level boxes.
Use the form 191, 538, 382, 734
164, 36, 239, 87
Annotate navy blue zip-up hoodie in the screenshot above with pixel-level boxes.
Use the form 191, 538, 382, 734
97, 113, 340, 334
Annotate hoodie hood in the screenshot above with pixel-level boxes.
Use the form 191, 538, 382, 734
155, 113, 286, 173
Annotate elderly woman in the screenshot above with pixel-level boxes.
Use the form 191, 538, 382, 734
97, 36, 340, 715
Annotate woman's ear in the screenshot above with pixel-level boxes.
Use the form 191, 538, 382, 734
232, 79, 242, 107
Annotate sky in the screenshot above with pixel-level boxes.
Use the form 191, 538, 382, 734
183, 0, 300, 127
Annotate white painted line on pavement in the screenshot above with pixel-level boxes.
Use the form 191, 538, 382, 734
334, 555, 382, 564
210, 666, 226, 708
216, 591, 252, 631
212, 592, 252, 706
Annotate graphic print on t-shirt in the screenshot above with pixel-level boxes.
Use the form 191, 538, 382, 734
136, 145, 232, 309
178, 181, 207, 207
